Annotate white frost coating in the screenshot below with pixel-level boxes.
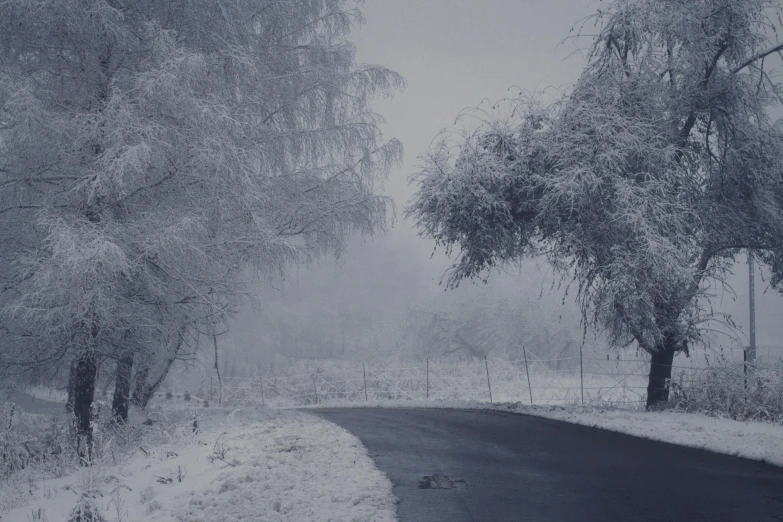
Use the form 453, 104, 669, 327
1, 411, 397, 522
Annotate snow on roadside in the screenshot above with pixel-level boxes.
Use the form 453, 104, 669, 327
511, 404, 783, 467
1, 410, 397, 522
304, 399, 783, 468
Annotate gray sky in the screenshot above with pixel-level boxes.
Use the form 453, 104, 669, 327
344, 0, 783, 349
353, 0, 595, 219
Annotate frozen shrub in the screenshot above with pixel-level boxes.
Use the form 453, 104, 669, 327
0, 402, 79, 482
146, 500, 162, 514
0, 404, 27, 477
183, 393, 191, 402
670, 364, 783, 422
67, 495, 107, 522
165, 392, 173, 400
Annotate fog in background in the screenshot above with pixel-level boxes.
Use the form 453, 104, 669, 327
196, 0, 783, 381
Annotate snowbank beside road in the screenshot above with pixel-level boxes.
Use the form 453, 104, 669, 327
514, 404, 783, 468
1, 410, 397, 522
307, 400, 783, 468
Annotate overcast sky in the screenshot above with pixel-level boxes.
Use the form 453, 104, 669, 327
339, 0, 783, 349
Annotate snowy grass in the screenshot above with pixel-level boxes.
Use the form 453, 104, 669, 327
0, 403, 204, 514
0, 409, 396, 522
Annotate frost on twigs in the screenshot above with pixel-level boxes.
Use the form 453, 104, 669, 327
206, 432, 236, 468
670, 364, 783, 423
67, 495, 107, 522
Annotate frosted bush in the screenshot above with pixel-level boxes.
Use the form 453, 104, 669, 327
67, 495, 106, 522
671, 364, 783, 422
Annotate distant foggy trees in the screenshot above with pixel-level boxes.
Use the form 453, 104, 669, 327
409, 0, 783, 409
0, 0, 402, 454
209, 250, 584, 374
404, 277, 582, 361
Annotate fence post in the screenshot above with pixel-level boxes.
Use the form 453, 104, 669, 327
523, 346, 533, 405
313, 372, 319, 405
210, 376, 213, 401
426, 358, 429, 400
580, 343, 584, 405
744, 348, 748, 390
260, 375, 265, 407
362, 363, 368, 402
485, 356, 493, 403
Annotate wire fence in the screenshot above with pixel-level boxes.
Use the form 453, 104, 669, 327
206, 350, 783, 410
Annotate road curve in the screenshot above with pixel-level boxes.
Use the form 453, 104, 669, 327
315, 408, 783, 522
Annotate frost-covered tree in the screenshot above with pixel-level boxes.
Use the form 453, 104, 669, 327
409, 0, 783, 408
0, 0, 402, 450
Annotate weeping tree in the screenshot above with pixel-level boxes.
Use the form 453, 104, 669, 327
409, 0, 783, 409
0, 0, 403, 450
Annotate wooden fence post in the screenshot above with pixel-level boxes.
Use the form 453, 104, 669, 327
260, 375, 265, 407
485, 356, 493, 403
523, 346, 533, 405
363, 363, 368, 402
313, 372, 319, 405
426, 358, 429, 399
580, 343, 584, 405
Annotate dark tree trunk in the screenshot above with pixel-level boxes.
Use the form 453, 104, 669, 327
131, 355, 177, 409
645, 339, 676, 410
131, 365, 150, 408
73, 349, 98, 463
111, 351, 134, 424
65, 360, 77, 414
132, 329, 186, 409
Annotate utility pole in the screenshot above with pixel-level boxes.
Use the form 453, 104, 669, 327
748, 251, 757, 363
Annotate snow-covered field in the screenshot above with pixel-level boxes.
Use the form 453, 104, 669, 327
215, 357, 654, 408
214, 355, 783, 410
0, 410, 396, 522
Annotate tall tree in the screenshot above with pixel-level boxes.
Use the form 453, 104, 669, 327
409, 0, 783, 408
0, 0, 402, 447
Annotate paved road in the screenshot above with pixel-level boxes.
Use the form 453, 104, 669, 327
316, 408, 783, 522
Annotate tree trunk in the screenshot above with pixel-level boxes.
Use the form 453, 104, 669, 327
65, 360, 77, 414
111, 351, 134, 424
645, 340, 676, 410
132, 359, 176, 409
131, 365, 150, 408
132, 329, 186, 409
73, 349, 98, 464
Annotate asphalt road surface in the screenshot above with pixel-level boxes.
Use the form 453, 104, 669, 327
316, 408, 783, 522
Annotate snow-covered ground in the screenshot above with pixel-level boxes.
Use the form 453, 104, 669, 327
506, 403, 783, 467
6, 395, 782, 521
305, 400, 783, 468
0, 410, 396, 522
